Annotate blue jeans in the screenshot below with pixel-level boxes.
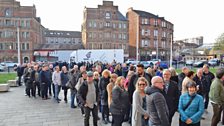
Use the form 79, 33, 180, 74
70, 90, 76, 108
54, 84, 61, 100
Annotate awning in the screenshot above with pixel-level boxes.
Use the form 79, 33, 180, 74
33, 51, 49, 56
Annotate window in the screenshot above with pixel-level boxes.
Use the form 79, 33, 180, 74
162, 21, 166, 27
93, 22, 97, 28
15, 20, 19, 27
141, 39, 149, 47
141, 29, 145, 36
21, 20, 25, 27
26, 43, 29, 50
162, 31, 166, 37
0, 31, 2, 38
154, 19, 158, 26
105, 22, 110, 28
5, 8, 12, 17
146, 30, 150, 36
88, 21, 92, 28
5, 19, 11, 26
123, 23, 127, 29
141, 18, 149, 24
118, 33, 122, 40
119, 23, 122, 29
26, 20, 30, 28
22, 43, 25, 50
105, 12, 111, 19
154, 30, 158, 37
123, 34, 126, 40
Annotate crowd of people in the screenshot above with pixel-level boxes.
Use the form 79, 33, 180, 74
14, 61, 224, 126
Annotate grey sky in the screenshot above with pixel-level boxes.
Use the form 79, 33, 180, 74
19, 0, 224, 43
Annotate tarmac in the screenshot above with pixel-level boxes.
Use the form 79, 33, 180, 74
0, 86, 223, 126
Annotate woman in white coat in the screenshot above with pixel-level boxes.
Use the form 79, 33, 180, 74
132, 77, 150, 126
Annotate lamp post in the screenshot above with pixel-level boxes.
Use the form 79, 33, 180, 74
17, 26, 21, 65
170, 33, 173, 67
136, 16, 139, 61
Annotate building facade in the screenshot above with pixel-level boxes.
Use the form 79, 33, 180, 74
0, 0, 44, 64
34, 30, 83, 62
127, 8, 174, 61
82, 1, 129, 58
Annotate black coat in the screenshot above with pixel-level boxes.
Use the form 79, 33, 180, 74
163, 80, 180, 118
193, 75, 208, 96
145, 86, 170, 126
99, 77, 110, 105
128, 72, 152, 103
178, 72, 185, 91
110, 86, 129, 115
77, 81, 99, 107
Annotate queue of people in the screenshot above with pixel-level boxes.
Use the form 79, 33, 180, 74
14, 61, 224, 126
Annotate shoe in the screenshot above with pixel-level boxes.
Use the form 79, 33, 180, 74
97, 116, 100, 120
42, 98, 47, 100
102, 120, 108, 124
82, 114, 85, 117
64, 99, 67, 103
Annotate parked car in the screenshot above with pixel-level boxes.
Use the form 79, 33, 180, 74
186, 60, 194, 66
159, 61, 169, 69
193, 60, 207, 67
208, 59, 219, 66
125, 58, 138, 65
0, 64, 5, 71
1, 61, 18, 68
139, 61, 150, 68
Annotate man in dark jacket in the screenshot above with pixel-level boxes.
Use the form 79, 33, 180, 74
30, 64, 40, 97
77, 71, 99, 126
145, 76, 170, 126
178, 67, 189, 92
193, 68, 207, 97
23, 63, 33, 97
162, 69, 180, 124
128, 64, 152, 103
202, 64, 215, 112
39, 64, 50, 100
67, 65, 80, 108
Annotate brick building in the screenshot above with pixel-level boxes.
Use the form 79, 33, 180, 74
34, 30, 83, 62
0, 0, 44, 64
81, 1, 129, 58
127, 8, 174, 61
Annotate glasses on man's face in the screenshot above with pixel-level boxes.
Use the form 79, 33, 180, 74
155, 81, 164, 84
138, 83, 146, 86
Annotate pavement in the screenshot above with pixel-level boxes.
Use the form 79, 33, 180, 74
0, 86, 223, 126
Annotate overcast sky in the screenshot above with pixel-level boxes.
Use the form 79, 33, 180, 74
19, 0, 224, 43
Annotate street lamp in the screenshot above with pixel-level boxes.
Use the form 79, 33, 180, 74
136, 15, 139, 61
170, 33, 173, 67
17, 26, 21, 65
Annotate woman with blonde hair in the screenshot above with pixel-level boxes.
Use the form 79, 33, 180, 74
106, 73, 118, 107
110, 76, 129, 126
99, 69, 111, 124
132, 77, 149, 126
